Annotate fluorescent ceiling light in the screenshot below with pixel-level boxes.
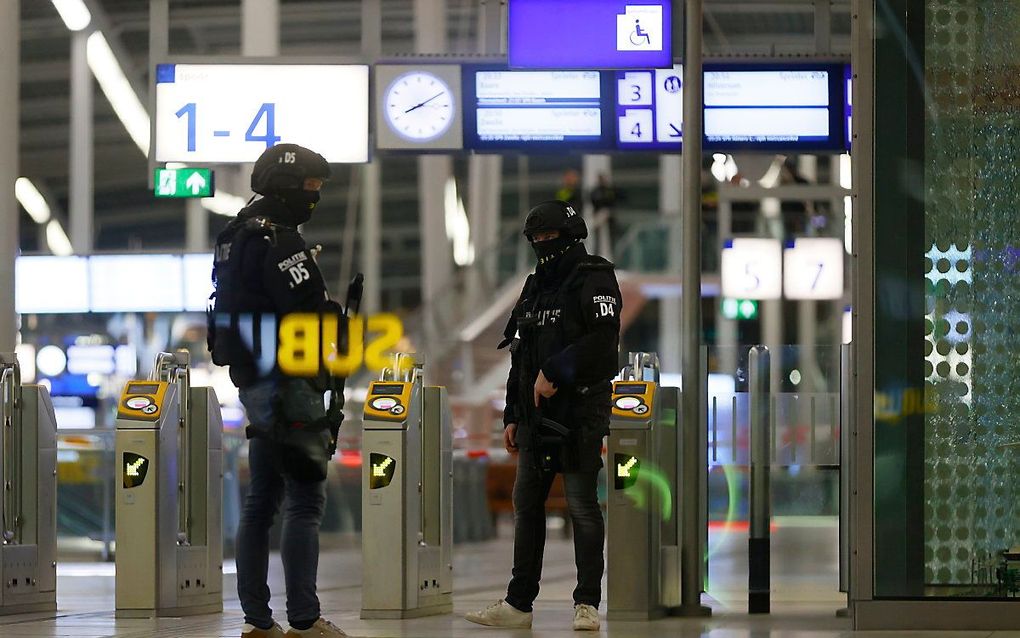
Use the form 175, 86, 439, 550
201, 191, 248, 217
15, 177, 52, 224
86, 32, 150, 155
51, 0, 92, 31
444, 177, 474, 267
46, 220, 74, 256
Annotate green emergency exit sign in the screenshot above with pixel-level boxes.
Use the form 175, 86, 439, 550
721, 298, 758, 320
154, 167, 214, 198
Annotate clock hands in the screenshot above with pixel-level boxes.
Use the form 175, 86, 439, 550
404, 92, 445, 114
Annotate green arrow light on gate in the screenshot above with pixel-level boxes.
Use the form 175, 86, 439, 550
154, 167, 215, 198
617, 456, 638, 478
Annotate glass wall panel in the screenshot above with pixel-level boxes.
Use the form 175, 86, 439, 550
873, 0, 1020, 599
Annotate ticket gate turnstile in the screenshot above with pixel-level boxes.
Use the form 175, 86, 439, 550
606, 352, 681, 620
0, 354, 57, 616
115, 351, 222, 618
361, 354, 452, 619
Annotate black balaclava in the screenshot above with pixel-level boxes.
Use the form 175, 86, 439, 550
532, 236, 575, 265
272, 188, 321, 227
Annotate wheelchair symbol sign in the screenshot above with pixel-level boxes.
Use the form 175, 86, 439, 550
617, 5, 663, 52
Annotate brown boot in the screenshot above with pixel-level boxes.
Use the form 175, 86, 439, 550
241, 622, 285, 638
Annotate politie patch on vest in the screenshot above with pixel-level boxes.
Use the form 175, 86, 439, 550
278, 251, 312, 288
592, 294, 618, 319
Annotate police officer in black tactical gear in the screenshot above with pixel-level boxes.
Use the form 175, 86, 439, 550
209, 143, 347, 638
465, 200, 622, 632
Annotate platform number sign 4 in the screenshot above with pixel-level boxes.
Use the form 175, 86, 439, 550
721, 238, 782, 300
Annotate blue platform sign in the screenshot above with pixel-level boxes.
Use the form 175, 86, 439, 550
509, 0, 673, 70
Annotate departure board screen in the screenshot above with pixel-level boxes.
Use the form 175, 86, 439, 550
463, 67, 614, 151
703, 63, 846, 151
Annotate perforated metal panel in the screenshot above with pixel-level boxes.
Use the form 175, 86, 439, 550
924, 1, 1020, 590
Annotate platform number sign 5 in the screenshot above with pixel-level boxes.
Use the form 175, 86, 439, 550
721, 238, 782, 300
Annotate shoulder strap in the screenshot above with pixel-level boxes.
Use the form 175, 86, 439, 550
497, 274, 535, 349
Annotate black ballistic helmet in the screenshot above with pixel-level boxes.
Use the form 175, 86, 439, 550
523, 200, 588, 241
250, 143, 331, 196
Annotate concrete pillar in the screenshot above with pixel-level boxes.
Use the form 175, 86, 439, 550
415, 0, 453, 342
185, 199, 207, 251
242, 0, 279, 56
658, 155, 682, 375
360, 161, 381, 315
0, 1, 17, 350
797, 155, 821, 391
466, 155, 502, 306
70, 30, 94, 253
582, 154, 611, 256
716, 196, 737, 376
760, 194, 784, 392
360, 0, 382, 315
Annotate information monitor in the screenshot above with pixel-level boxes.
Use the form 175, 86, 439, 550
462, 67, 615, 151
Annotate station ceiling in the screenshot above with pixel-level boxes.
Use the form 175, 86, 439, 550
16, 0, 850, 254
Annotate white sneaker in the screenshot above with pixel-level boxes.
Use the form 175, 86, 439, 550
572, 604, 600, 631
465, 599, 533, 628
284, 618, 347, 637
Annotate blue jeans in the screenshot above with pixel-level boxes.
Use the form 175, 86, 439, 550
237, 381, 327, 629
505, 448, 604, 612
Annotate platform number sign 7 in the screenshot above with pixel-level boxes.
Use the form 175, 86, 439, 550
783, 238, 844, 300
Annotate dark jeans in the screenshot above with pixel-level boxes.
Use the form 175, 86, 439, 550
237, 381, 327, 629
505, 449, 604, 612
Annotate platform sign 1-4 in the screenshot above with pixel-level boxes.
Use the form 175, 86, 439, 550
153, 167, 214, 198
615, 64, 682, 149
509, 0, 672, 70
154, 64, 369, 163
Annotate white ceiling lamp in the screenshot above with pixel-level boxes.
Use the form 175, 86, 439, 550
46, 220, 75, 256
59, 11, 245, 218
51, 0, 92, 31
14, 177, 52, 224
86, 32, 150, 156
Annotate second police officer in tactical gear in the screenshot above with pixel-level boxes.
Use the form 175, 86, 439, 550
209, 143, 348, 638
466, 201, 623, 632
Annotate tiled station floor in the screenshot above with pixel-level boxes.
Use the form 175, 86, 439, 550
0, 518, 1015, 637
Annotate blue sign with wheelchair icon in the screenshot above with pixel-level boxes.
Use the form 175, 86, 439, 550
509, 0, 673, 70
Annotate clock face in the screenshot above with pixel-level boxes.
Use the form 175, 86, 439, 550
384, 71, 455, 142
